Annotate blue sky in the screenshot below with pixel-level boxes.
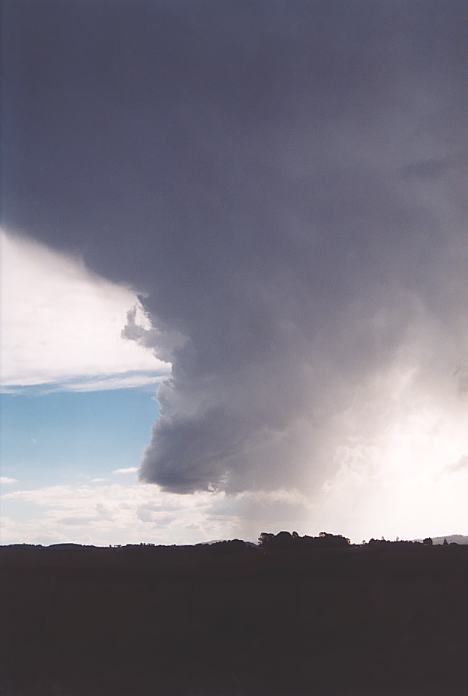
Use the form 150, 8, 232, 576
1, 388, 158, 487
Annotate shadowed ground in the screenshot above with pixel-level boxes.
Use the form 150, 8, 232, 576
1, 538, 468, 695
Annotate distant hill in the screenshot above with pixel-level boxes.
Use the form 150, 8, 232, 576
432, 534, 468, 545
49, 542, 96, 549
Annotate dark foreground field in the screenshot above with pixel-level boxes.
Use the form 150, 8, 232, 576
1, 538, 468, 696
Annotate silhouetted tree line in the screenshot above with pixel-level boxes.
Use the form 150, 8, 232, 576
2, 533, 468, 696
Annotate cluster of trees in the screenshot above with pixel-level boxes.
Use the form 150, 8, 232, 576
258, 530, 350, 549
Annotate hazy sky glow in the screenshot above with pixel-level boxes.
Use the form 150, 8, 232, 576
1, 229, 170, 389
1, 0, 467, 544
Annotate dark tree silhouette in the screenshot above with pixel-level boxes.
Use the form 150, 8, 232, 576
2, 534, 468, 696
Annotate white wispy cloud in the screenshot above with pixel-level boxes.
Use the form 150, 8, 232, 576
112, 467, 139, 475
0, 229, 171, 390
63, 373, 167, 392
0, 477, 18, 485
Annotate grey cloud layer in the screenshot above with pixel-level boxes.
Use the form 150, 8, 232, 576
3, 1, 467, 493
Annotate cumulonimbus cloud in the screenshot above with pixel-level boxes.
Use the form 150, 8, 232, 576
3, 1, 467, 498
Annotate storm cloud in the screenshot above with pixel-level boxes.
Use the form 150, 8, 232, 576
3, 0, 467, 495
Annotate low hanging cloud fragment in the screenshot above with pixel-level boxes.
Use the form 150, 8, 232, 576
3, 1, 468, 497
